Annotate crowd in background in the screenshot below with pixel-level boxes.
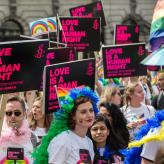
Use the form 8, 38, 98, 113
0, 69, 164, 164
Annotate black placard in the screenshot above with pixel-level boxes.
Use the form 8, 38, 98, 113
44, 58, 95, 113
114, 24, 139, 45
0, 40, 76, 94
102, 43, 147, 78
59, 17, 101, 52
69, 1, 106, 26
7, 147, 24, 160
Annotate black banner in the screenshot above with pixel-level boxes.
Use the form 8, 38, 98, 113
0, 40, 76, 94
44, 58, 95, 113
102, 43, 147, 78
69, 1, 106, 26
114, 24, 139, 45
59, 17, 101, 52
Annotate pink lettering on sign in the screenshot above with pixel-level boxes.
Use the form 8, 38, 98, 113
34, 44, 45, 58
49, 92, 57, 101
49, 67, 70, 77
62, 31, 86, 43
0, 63, 21, 81
86, 62, 94, 76
71, 7, 86, 16
58, 81, 78, 88
0, 48, 12, 56
69, 50, 75, 61
62, 19, 79, 26
46, 52, 55, 65
105, 48, 122, 55
93, 19, 99, 30
106, 58, 131, 70
116, 33, 131, 41
96, 2, 102, 11
116, 25, 131, 42
138, 46, 145, 56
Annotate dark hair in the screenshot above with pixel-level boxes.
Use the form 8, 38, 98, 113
99, 102, 129, 148
88, 114, 123, 162
68, 96, 92, 130
7, 96, 26, 112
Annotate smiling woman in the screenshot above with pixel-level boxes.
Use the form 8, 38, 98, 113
88, 114, 124, 164
32, 87, 99, 164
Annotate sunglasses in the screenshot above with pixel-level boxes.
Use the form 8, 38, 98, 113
5, 111, 22, 117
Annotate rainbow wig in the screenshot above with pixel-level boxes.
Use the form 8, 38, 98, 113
32, 86, 99, 164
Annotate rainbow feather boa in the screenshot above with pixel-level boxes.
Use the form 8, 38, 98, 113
123, 110, 164, 164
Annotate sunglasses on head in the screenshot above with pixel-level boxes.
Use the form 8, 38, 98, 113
5, 111, 22, 117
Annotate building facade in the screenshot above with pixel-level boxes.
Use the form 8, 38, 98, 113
0, 0, 156, 44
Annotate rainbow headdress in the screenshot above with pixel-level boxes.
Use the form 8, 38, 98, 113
29, 18, 48, 36
123, 110, 164, 164
32, 86, 99, 164
149, 0, 164, 51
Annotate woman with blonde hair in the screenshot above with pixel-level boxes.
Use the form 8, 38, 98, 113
121, 82, 155, 140
100, 86, 122, 107
29, 96, 53, 145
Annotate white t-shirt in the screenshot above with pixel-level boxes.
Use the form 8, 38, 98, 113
141, 126, 164, 161
48, 130, 94, 164
121, 103, 155, 140
32, 127, 47, 143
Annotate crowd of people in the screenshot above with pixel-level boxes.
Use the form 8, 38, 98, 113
0, 70, 164, 164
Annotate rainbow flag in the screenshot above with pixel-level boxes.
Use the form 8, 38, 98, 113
47, 17, 57, 32
57, 86, 85, 98
149, 0, 164, 51
29, 18, 48, 36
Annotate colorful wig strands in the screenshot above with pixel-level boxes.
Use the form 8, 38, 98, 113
32, 87, 99, 164
123, 110, 164, 164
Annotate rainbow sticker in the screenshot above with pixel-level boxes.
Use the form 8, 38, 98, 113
47, 17, 57, 32
1, 158, 29, 164
29, 19, 48, 36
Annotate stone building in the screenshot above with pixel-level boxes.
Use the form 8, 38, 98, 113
0, 0, 156, 44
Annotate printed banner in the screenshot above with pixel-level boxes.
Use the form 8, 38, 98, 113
47, 47, 77, 65
0, 40, 76, 94
102, 43, 147, 78
114, 24, 139, 45
44, 58, 95, 113
59, 17, 101, 52
69, 1, 106, 26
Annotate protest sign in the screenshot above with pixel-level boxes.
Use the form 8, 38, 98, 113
102, 43, 147, 78
44, 58, 95, 113
114, 24, 139, 45
70, 0, 106, 26
0, 40, 76, 94
59, 17, 101, 52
